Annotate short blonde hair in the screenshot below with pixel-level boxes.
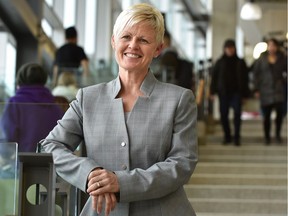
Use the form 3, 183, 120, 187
57, 71, 77, 86
113, 3, 165, 45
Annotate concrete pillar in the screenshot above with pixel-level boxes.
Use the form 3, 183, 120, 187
52, 0, 65, 48
210, 0, 238, 120
211, 0, 237, 61
95, 0, 113, 65
75, 0, 86, 48
14, 0, 44, 70
16, 34, 40, 69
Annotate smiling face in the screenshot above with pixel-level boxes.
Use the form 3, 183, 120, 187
111, 21, 163, 74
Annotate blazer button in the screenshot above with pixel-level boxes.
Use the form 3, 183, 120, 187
121, 142, 126, 147
122, 165, 127, 170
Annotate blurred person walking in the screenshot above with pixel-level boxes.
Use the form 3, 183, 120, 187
210, 39, 250, 146
151, 32, 195, 91
253, 38, 287, 144
53, 26, 89, 87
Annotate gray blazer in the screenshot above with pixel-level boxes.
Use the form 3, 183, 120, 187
42, 71, 198, 216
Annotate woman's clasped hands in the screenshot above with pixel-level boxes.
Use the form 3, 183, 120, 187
87, 168, 120, 216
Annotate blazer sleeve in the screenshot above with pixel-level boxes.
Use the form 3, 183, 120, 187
41, 89, 100, 192
114, 89, 198, 202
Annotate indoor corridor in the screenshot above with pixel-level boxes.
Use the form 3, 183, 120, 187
0, 0, 287, 215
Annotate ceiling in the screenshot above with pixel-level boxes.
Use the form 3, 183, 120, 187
244, 0, 287, 44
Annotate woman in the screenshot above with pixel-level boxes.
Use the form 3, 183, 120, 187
253, 38, 287, 144
41, 3, 198, 216
210, 39, 250, 146
0, 63, 64, 152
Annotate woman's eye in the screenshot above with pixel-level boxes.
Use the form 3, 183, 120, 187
140, 38, 148, 44
122, 35, 130, 40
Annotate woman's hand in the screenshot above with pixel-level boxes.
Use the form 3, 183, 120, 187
87, 169, 120, 195
87, 169, 120, 215
92, 193, 117, 216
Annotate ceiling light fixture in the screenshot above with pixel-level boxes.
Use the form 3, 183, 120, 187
240, 0, 262, 20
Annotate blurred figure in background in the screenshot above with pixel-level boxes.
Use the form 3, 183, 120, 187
53, 26, 89, 87
210, 39, 250, 146
0, 63, 64, 152
151, 32, 195, 91
52, 71, 79, 102
253, 38, 287, 144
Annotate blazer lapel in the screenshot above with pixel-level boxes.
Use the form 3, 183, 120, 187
110, 71, 158, 138
110, 76, 129, 140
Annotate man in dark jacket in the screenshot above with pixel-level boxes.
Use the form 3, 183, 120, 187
210, 39, 250, 146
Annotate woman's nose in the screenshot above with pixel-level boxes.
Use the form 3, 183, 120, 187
128, 38, 139, 49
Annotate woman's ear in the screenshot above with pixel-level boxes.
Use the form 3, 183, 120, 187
111, 35, 115, 50
154, 43, 164, 58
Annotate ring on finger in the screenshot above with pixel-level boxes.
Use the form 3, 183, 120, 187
96, 181, 101, 188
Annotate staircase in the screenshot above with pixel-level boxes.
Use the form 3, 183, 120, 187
186, 118, 287, 216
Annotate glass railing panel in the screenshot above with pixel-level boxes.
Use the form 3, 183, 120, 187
0, 102, 66, 153
0, 101, 82, 215
0, 141, 18, 216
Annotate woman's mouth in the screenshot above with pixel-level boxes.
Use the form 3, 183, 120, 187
125, 53, 142, 58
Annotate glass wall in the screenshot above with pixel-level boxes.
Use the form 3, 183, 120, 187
84, 0, 97, 55
0, 142, 18, 216
0, 101, 67, 215
0, 31, 17, 99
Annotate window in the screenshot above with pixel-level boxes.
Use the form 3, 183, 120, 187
84, 0, 96, 55
41, 19, 53, 37
45, 0, 53, 7
63, 0, 76, 28
0, 32, 16, 98
5, 42, 17, 96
